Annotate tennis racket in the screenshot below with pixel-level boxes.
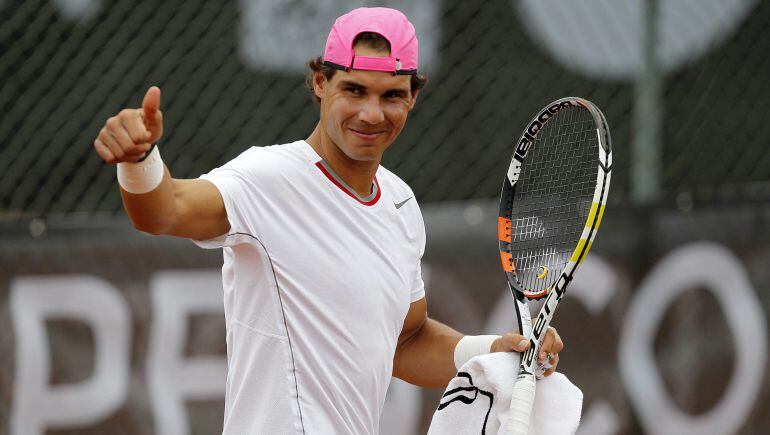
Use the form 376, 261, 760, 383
498, 97, 612, 435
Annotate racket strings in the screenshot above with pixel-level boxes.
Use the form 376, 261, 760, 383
510, 107, 598, 293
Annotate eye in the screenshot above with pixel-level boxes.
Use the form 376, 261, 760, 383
384, 91, 407, 100
345, 87, 363, 96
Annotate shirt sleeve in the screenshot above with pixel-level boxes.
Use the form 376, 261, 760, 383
409, 198, 427, 302
410, 261, 426, 302
191, 146, 264, 249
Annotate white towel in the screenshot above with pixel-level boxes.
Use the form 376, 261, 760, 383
427, 352, 583, 435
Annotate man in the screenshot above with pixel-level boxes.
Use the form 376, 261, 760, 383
93, 7, 563, 434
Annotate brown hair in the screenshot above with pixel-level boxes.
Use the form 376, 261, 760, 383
305, 32, 427, 103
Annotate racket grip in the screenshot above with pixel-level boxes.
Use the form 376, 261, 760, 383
506, 374, 536, 435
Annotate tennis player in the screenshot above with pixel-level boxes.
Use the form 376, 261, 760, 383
93, 7, 563, 434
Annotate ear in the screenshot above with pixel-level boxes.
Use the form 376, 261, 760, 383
313, 72, 327, 100
408, 88, 421, 111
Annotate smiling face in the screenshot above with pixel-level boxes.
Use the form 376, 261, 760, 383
313, 43, 419, 164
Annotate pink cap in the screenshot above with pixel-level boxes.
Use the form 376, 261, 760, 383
323, 7, 418, 75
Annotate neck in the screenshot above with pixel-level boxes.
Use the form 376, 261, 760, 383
306, 123, 379, 197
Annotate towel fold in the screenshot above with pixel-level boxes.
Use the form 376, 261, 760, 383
428, 352, 583, 435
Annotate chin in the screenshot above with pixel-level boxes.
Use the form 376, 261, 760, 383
340, 139, 385, 161
344, 149, 379, 162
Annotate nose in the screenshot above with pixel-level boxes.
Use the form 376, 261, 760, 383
358, 96, 385, 125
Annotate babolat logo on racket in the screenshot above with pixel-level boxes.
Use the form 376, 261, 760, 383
513, 100, 578, 163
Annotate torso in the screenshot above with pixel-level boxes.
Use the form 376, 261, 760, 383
196, 141, 425, 434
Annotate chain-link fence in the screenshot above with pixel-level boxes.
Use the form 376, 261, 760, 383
2, 0, 770, 226
2, 1, 770, 435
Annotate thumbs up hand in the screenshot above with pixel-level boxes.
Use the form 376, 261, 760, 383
140, 86, 163, 145
94, 86, 164, 164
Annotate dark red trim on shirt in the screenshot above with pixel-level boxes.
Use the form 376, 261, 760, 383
315, 162, 381, 206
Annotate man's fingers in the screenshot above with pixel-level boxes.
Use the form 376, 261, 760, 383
140, 87, 164, 144
539, 326, 563, 363
539, 332, 553, 363
543, 354, 559, 377
142, 86, 160, 115
142, 86, 161, 125
122, 110, 152, 143
93, 139, 116, 163
98, 128, 126, 160
552, 328, 564, 353
494, 332, 530, 352
110, 123, 147, 156
105, 116, 151, 156
95, 90, 161, 165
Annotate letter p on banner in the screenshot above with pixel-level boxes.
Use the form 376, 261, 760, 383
10, 275, 131, 435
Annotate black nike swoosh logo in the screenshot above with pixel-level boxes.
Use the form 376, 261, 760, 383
394, 197, 413, 209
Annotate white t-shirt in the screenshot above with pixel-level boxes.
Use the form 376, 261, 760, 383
194, 140, 426, 435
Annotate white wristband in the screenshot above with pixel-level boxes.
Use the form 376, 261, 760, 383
454, 335, 501, 370
117, 146, 164, 194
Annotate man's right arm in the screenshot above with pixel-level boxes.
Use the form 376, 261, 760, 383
95, 86, 230, 241
119, 169, 230, 240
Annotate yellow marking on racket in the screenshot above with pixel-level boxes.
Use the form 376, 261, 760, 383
588, 202, 606, 229
570, 238, 595, 263
569, 202, 605, 263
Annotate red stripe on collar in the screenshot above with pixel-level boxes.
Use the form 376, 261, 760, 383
315, 162, 381, 206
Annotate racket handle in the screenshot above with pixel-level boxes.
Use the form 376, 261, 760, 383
507, 374, 536, 435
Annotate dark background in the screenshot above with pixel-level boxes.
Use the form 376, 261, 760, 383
1, 1, 769, 434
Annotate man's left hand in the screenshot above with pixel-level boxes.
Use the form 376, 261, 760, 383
490, 326, 563, 377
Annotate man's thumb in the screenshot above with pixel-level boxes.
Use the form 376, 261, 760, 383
142, 86, 161, 124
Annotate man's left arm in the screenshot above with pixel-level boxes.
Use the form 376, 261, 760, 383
393, 297, 564, 388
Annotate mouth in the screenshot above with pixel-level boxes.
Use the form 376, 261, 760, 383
349, 128, 386, 141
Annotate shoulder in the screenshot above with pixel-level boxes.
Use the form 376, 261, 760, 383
210, 141, 310, 182
378, 166, 426, 255
226, 141, 307, 170
378, 165, 424, 228
377, 165, 415, 203
199, 141, 313, 200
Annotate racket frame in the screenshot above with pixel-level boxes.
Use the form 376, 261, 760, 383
498, 97, 612, 435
